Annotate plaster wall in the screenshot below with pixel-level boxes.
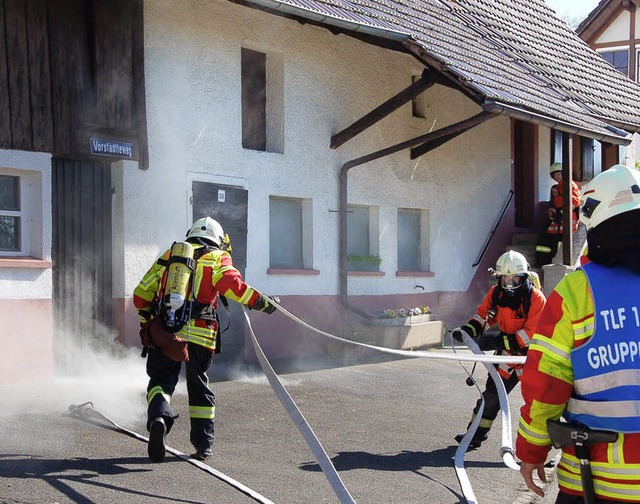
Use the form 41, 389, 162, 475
537, 128, 553, 204
598, 10, 631, 44
129, 0, 511, 302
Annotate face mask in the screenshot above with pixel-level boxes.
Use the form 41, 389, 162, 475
500, 274, 523, 292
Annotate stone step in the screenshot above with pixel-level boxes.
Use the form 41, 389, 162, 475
510, 232, 538, 246
506, 244, 536, 261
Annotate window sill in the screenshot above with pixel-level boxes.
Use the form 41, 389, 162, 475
267, 268, 320, 275
347, 271, 385, 276
0, 257, 53, 269
396, 271, 434, 277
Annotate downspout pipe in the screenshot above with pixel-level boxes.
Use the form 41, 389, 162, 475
339, 110, 495, 312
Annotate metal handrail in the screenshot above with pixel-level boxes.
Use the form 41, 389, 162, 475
472, 190, 514, 267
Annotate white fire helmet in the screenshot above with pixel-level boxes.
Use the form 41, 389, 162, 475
495, 250, 529, 292
186, 217, 225, 247
580, 164, 640, 232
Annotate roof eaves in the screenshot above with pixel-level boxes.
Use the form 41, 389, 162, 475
483, 100, 632, 145
239, 0, 411, 40
587, 112, 640, 135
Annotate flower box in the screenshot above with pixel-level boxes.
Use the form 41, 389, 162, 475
364, 314, 443, 350
368, 313, 433, 327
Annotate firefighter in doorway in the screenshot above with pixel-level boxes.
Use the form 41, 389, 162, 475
535, 162, 581, 267
452, 250, 546, 449
133, 216, 278, 463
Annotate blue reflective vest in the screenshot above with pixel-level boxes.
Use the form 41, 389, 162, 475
565, 262, 640, 433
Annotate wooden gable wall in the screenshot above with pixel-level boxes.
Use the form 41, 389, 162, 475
0, 0, 147, 167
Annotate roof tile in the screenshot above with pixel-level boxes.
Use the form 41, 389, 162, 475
248, 0, 640, 141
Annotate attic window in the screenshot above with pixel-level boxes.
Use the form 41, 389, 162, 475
600, 50, 629, 77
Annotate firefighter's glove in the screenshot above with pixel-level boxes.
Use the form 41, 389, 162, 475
500, 332, 520, 352
452, 324, 475, 342
252, 293, 280, 314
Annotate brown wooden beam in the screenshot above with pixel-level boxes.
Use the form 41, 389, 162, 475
341, 110, 495, 171
330, 68, 436, 149
410, 111, 495, 159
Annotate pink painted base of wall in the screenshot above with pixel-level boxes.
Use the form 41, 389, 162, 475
112, 288, 490, 366
241, 291, 478, 364
0, 299, 53, 385
113, 297, 142, 348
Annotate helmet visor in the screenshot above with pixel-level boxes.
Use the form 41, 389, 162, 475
500, 274, 523, 291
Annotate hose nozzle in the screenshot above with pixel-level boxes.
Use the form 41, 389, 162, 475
68, 402, 95, 418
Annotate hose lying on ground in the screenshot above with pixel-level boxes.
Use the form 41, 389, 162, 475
243, 308, 357, 504
248, 300, 526, 504
67, 401, 275, 504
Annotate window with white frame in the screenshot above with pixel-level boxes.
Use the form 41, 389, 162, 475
398, 208, 430, 272
347, 204, 380, 271
241, 47, 284, 153
269, 196, 312, 269
0, 168, 41, 257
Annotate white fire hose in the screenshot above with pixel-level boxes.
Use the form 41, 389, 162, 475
246, 301, 526, 504
68, 401, 275, 504
451, 333, 521, 504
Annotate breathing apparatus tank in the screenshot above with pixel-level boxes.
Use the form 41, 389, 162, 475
162, 241, 195, 332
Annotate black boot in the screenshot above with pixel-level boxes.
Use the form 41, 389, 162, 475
148, 417, 167, 463
192, 446, 212, 461
455, 433, 488, 450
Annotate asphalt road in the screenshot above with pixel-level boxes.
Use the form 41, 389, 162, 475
0, 345, 559, 504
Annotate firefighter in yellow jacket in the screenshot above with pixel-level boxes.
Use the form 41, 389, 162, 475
452, 250, 546, 448
134, 217, 277, 463
517, 165, 640, 503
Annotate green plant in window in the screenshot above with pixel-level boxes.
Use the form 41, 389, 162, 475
347, 253, 382, 265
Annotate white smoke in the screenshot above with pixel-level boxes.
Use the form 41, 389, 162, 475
0, 322, 163, 426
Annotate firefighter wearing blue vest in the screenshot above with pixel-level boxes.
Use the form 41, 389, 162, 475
452, 250, 546, 449
134, 217, 278, 463
517, 165, 640, 503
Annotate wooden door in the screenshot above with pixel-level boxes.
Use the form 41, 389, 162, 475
52, 158, 113, 374
512, 120, 538, 229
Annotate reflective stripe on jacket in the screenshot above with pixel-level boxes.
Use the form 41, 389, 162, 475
565, 262, 640, 433
516, 268, 640, 502
133, 244, 260, 351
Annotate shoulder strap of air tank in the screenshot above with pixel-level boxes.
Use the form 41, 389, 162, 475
218, 295, 231, 335
193, 245, 218, 260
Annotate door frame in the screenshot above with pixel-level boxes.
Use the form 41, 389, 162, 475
512, 120, 539, 229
